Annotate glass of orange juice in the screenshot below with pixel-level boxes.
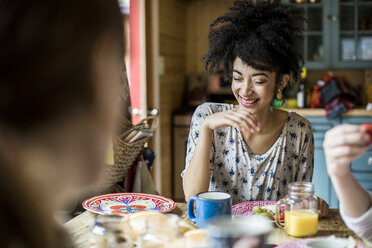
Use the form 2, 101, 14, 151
275, 182, 318, 237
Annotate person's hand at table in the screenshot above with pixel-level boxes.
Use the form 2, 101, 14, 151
323, 124, 372, 218
323, 124, 370, 177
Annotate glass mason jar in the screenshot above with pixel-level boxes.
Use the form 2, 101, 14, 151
275, 182, 318, 237
138, 214, 184, 248
89, 215, 133, 248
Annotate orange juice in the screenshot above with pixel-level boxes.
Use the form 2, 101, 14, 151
285, 210, 318, 237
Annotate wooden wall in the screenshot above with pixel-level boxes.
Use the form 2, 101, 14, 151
155, 0, 234, 198
186, 0, 234, 74
157, 0, 187, 197
156, 0, 232, 199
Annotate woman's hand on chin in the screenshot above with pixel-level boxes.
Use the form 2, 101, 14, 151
203, 108, 260, 133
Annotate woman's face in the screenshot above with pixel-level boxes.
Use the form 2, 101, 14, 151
231, 57, 277, 114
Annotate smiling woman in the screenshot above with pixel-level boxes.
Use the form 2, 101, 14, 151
182, 0, 316, 205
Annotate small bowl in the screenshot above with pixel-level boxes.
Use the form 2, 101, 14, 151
305, 239, 348, 248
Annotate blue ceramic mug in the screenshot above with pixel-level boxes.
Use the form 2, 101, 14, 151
187, 191, 232, 228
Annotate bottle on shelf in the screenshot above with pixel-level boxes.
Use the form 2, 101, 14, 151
297, 67, 307, 108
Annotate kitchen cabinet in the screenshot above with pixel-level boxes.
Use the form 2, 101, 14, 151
287, 0, 372, 69
307, 115, 372, 208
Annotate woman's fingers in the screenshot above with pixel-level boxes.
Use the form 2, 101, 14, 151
325, 144, 369, 160
204, 109, 261, 131
327, 124, 363, 135
221, 116, 245, 131
324, 145, 369, 175
225, 114, 251, 131
324, 124, 370, 177
323, 124, 371, 149
324, 130, 369, 148
229, 111, 259, 132
233, 109, 260, 130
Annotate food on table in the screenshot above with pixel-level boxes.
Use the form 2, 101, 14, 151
178, 219, 197, 234
252, 206, 263, 214
251, 205, 275, 220
184, 229, 209, 247
362, 123, 372, 143
119, 210, 196, 242
285, 210, 318, 237
121, 211, 167, 241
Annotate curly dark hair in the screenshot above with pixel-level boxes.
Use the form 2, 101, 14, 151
204, 0, 304, 92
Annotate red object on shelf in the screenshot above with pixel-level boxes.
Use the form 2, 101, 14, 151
310, 86, 322, 108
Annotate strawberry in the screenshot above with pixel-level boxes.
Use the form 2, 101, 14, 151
361, 123, 372, 143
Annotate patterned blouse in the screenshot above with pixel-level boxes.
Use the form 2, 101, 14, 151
182, 103, 314, 204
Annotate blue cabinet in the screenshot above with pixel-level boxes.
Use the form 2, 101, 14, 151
286, 0, 372, 69
307, 115, 372, 208
307, 117, 339, 208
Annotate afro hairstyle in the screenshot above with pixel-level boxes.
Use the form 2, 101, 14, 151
204, 0, 305, 90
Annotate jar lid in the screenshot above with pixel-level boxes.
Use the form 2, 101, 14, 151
288, 182, 314, 194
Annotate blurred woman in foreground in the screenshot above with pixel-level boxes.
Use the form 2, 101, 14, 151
0, 1, 124, 247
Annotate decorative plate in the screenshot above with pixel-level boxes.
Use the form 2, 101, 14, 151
82, 193, 176, 215
232, 200, 277, 217
274, 238, 366, 248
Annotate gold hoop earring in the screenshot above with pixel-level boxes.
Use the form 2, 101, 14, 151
277, 88, 282, 100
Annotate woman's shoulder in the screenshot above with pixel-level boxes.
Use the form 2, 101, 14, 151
194, 102, 233, 116
286, 111, 313, 132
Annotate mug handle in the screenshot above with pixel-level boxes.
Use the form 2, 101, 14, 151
275, 198, 286, 229
187, 196, 197, 223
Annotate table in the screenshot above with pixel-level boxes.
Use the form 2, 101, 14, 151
64, 203, 368, 248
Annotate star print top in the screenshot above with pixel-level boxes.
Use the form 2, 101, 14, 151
181, 102, 314, 204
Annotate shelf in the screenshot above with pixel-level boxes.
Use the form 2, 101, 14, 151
356, 2, 372, 6
304, 31, 323, 36
291, 3, 323, 8
358, 30, 372, 36
340, 1, 372, 6
339, 2, 355, 6
283, 108, 372, 117
340, 31, 355, 35
340, 30, 372, 35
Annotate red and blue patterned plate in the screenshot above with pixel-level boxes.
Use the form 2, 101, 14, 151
82, 193, 176, 216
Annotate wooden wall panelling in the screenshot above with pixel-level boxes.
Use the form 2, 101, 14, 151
186, 0, 233, 74
157, 0, 187, 197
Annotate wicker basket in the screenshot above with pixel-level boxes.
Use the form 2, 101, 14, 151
97, 117, 156, 191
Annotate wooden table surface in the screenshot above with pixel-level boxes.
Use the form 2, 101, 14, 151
64, 203, 368, 248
